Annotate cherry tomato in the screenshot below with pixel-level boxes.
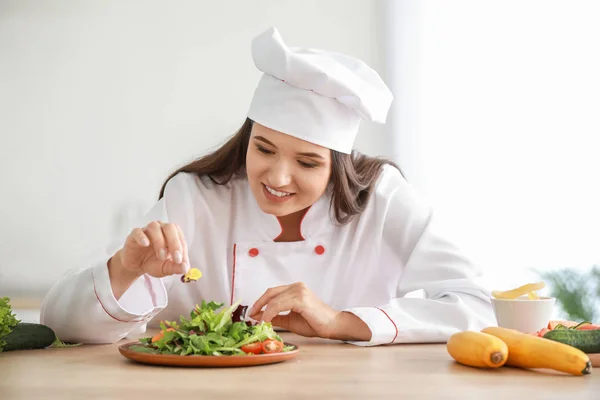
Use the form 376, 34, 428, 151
261, 339, 284, 354
241, 342, 263, 355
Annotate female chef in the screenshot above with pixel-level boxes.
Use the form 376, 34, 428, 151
40, 27, 496, 346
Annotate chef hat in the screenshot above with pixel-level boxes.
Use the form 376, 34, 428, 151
247, 27, 393, 154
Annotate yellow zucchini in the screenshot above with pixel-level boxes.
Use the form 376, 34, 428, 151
447, 331, 508, 368
482, 327, 592, 376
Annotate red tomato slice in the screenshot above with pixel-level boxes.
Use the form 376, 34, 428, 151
261, 339, 284, 354
241, 342, 262, 355
537, 328, 550, 337
548, 320, 578, 330
576, 324, 600, 330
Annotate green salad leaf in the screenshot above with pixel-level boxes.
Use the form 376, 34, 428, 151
0, 297, 21, 352
136, 300, 295, 356
50, 337, 83, 348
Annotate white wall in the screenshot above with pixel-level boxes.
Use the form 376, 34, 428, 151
387, 0, 600, 295
0, 0, 390, 297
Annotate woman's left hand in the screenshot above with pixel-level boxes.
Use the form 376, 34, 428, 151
248, 282, 371, 341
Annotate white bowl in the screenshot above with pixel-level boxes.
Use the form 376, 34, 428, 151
491, 296, 556, 333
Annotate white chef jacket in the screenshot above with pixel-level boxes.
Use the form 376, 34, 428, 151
40, 164, 496, 346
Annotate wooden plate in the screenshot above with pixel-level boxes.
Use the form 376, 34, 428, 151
589, 353, 600, 367
118, 341, 300, 367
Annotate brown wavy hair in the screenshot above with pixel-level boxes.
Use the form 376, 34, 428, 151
159, 118, 402, 225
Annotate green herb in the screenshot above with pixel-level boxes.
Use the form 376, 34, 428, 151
0, 297, 21, 352
135, 300, 288, 356
128, 345, 159, 354
50, 337, 82, 348
538, 265, 600, 321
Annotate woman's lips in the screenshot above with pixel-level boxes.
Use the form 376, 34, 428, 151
262, 184, 295, 203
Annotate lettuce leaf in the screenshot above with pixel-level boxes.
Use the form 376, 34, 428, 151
0, 297, 21, 352
137, 300, 286, 356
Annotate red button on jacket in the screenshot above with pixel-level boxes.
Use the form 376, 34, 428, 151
315, 245, 325, 255
249, 248, 259, 257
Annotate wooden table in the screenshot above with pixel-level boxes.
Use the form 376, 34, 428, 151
1, 331, 599, 399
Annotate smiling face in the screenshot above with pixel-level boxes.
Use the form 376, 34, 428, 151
245, 123, 332, 217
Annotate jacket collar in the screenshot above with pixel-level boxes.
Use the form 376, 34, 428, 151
239, 178, 334, 242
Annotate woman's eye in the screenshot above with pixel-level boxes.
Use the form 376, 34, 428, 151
256, 146, 274, 155
298, 161, 318, 169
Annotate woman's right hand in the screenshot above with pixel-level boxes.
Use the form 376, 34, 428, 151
118, 221, 190, 278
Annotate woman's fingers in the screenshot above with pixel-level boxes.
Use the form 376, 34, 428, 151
249, 285, 291, 318
251, 283, 315, 322
133, 228, 150, 247
141, 221, 184, 261
129, 221, 189, 277
161, 223, 183, 264
176, 224, 190, 268
126, 227, 150, 248
260, 293, 298, 323
162, 259, 187, 276
144, 221, 167, 260
250, 310, 289, 328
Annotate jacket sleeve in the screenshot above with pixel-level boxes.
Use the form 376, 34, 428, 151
39, 173, 196, 344
344, 166, 497, 346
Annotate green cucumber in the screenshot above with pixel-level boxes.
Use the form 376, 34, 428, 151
543, 329, 600, 354
2, 323, 56, 352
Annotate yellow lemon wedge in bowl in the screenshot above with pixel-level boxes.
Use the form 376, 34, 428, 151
490, 281, 555, 333
491, 282, 545, 300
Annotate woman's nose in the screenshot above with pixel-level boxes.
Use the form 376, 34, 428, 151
267, 160, 292, 188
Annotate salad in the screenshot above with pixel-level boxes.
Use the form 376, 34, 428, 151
130, 300, 295, 356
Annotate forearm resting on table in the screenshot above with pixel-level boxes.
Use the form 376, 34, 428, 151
331, 311, 372, 342
107, 249, 142, 300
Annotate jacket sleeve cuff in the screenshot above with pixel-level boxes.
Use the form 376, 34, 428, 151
91, 261, 167, 323
343, 307, 399, 346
